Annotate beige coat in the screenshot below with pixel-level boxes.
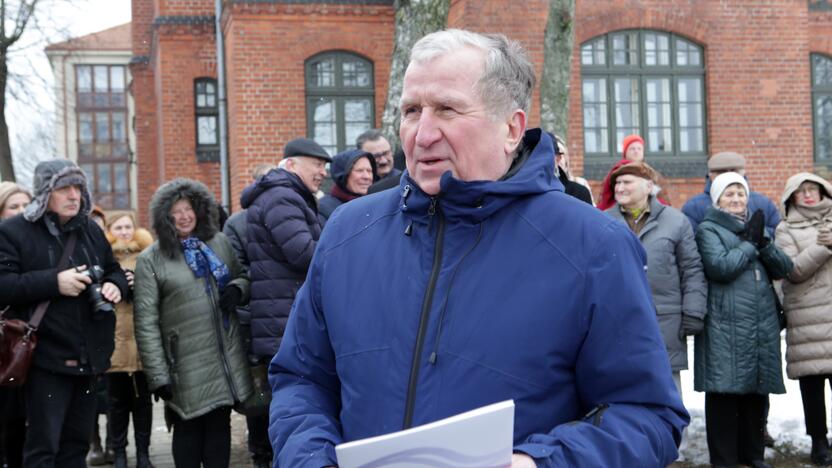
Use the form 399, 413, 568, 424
107, 228, 154, 373
775, 173, 832, 379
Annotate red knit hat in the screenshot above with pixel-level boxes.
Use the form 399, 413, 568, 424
621, 134, 645, 159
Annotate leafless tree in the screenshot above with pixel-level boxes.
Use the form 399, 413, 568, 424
540, 0, 575, 139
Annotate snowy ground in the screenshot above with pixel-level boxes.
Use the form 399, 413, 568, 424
678, 335, 827, 466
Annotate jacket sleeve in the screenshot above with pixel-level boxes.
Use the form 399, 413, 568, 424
758, 239, 794, 281
681, 200, 701, 234
93, 224, 129, 299
217, 233, 250, 303
133, 251, 170, 391
266, 196, 318, 272
0, 226, 60, 306
762, 197, 781, 238
676, 219, 707, 319
695, 225, 758, 283
775, 222, 831, 283
269, 250, 342, 468
514, 221, 689, 467
222, 213, 248, 267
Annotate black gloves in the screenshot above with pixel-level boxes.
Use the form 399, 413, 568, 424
678, 315, 705, 341
742, 209, 769, 249
219, 285, 242, 315
153, 384, 173, 402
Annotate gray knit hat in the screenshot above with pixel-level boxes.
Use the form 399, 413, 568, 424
23, 159, 92, 222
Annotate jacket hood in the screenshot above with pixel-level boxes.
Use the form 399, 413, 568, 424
396, 128, 563, 223
107, 228, 154, 257
330, 149, 378, 192
780, 172, 832, 216
24, 159, 92, 222
149, 178, 219, 258
240, 168, 316, 209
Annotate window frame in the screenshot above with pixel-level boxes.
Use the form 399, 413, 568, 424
194, 77, 220, 162
580, 30, 708, 179
74, 64, 131, 210
811, 53, 832, 164
305, 51, 375, 155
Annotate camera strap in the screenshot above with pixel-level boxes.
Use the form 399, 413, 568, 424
28, 232, 78, 333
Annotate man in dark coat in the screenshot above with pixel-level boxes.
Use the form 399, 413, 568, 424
241, 138, 330, 365
0, 159, 128, 467
360, 129, 402, 194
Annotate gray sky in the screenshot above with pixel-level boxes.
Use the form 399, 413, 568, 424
8, 0, 131, 187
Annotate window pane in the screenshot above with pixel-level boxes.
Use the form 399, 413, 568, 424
645, 78, 671, 152
614, 78, 639, 142
644, 33, 669, 66
581, 38, 606, 66
313, 99, 335, 123
112, 113, 126, 142
311, 58, 335, 87
342, 60, 372, 88
344, 99, 371, 122
80, 164, 94, 182
110, 67, 125, 91
581, 44, 594, 65
612, 32, 638, 65
197, 93, 206, 108
79, 113, 94, 144
680, 128, 703, 152
95, 113, 110, 142
816, 95, 832, 160
111, 93, 126, 108
814, 55, 832, 86
77, 66, 92, 92
582, 78, 609, 153
678, 78, 704, 153
197, 116, 218, 145
97, 164, 111, 193
94, 66, 109, 92
312, 98, 337, 149
675, 38, 702, 67
114, 163, 128, 190
206, 82, 215, 95
94, 93, 109, 107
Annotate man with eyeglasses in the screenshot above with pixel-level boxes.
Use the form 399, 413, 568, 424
358, 129, 402, 194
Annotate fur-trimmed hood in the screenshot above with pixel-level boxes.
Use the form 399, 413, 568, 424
107, 228, 154, 258
149, 178, 219, 258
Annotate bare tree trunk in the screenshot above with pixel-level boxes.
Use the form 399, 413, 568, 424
539, 0, 575, 139
380, 0, 450, 150
0, 51, 14, 182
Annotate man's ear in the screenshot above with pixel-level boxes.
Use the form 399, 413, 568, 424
504, 109, 527, 156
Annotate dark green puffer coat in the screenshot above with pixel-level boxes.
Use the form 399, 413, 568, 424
693, 207, 792, 394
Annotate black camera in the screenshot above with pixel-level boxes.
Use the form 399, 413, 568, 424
80, 265, 115, 316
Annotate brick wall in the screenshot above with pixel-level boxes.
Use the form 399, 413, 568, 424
132, 0, 831, 218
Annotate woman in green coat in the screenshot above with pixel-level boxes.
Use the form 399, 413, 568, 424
134, 179, 252, 468
694, 172, 793, 468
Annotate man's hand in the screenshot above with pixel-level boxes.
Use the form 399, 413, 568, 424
101, 282, 122, 304
153, 384, 173, 402
58, 265, 92, 297
125, 270, 135, 288
678, 314, 705, 341
512, 454, 537, 467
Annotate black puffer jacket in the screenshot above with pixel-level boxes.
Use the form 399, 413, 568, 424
240, 169, 322, 359
0, 213, 128, 375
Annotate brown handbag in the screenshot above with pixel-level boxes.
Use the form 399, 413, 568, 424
0, 232, 77, 386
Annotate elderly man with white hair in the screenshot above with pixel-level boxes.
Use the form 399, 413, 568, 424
269, 29, 688, 468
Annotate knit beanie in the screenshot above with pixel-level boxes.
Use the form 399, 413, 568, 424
709, 172, 749, 205
621, 135, 644, 159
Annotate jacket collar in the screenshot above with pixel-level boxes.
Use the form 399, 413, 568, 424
703, 205, 745, 233
396, 128, 562, 224
241, 168, 317, 211
607, 196, 665, 239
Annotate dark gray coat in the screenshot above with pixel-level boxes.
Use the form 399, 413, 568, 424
607, 198, 707, 370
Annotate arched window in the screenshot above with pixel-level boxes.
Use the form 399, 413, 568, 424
306, 52, 374, 155
581, 30, 706, 177
194, 78, 219, 162
812, 54, 832, 162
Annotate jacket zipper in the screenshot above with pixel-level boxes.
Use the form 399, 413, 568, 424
403, 197, 444, 429
208, 278, 239, 402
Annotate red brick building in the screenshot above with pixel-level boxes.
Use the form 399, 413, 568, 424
130, 0, 832, 221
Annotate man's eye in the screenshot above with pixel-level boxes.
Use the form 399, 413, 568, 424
402, 106, 419, 116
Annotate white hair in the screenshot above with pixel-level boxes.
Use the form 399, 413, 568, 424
409, 29, 536, 117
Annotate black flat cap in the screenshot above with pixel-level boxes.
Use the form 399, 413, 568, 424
284, 138, 331, 162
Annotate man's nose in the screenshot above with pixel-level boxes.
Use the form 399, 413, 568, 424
68, 186, 81, 199
414, 109, 441, 148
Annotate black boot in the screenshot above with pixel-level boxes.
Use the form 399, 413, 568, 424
112, 450, 127, 468
811, 435, 832, 466
88, 424, 107, 466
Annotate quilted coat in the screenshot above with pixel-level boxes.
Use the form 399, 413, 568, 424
774, 173, 832, 379
694, 207, 792, 394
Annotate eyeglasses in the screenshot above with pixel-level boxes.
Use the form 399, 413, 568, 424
797, 185, 821, 195
371, 150, 392, 159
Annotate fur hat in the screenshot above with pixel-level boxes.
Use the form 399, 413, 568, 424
710, 172, 749, 205
609, 161, 656, 190
621, 135, 644, 158
708, 151, 746, 171
23, 159, 92, 222
149, 178, 219, 258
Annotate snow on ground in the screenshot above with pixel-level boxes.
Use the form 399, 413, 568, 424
678, 335, 827, 465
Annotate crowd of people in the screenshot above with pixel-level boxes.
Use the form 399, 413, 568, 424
1, 27, 832, 468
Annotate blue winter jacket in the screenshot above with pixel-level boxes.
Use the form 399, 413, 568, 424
240, 168, 323, 359
682, 177, 780, 237
269, 129, 689, 467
